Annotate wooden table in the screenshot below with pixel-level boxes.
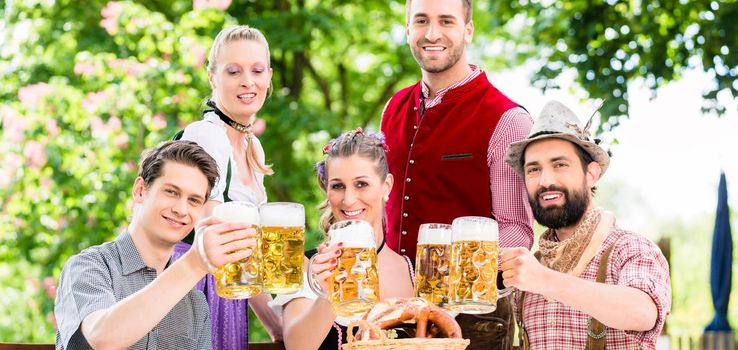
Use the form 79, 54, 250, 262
0, 343, 285, 350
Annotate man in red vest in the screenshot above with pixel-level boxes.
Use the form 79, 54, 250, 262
380, 0, 534, 348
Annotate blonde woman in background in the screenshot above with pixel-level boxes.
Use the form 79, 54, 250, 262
171, 25, 281, 349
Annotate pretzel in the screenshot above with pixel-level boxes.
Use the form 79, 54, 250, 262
354, 297, 462, 340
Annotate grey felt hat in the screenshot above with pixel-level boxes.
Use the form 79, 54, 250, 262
505, 100, 610, 178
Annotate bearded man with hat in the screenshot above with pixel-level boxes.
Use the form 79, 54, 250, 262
500, 101, 672, 349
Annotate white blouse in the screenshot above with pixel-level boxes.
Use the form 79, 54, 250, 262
182, 111, 267, 205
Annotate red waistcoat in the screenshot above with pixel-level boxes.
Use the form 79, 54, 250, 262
381, 72, 518, 258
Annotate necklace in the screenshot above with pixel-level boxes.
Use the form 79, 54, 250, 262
205, 100, 251, 133
377, 234, 386, 254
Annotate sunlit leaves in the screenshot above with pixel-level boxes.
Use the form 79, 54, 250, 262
490, 0, 737, 131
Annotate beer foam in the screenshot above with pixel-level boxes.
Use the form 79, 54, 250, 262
329, 220, 376, 248
417, 224, 452, 245
259, 202, 305, 227
451, 216, 499, 242
213, 201, 259, 224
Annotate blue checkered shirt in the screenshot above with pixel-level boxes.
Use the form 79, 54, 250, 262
54, 231, 211, 349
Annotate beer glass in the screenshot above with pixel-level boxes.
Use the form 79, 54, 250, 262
308, 220, 380, 317
212, 201, 262, 299
260, 202, 305, 294
414, 223, 452, 307
447, 216, 511, 314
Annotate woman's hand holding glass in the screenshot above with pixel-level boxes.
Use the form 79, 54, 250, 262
308, 241, 343, 295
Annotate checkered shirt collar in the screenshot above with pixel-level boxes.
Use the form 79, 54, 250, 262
420, 64, 480, 100
114, 230, 149, 275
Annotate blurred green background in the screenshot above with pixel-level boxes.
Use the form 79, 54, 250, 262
1, 0, 736, 344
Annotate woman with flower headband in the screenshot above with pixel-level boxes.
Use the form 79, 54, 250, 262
170, 25, 282, 349
271, 128, 415, 350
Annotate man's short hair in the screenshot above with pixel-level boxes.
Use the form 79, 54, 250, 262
138, 140, 219, 198
406, 0, 473, 23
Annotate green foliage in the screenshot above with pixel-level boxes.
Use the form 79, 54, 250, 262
248, 307, 271, 343
663, 215, 714, 335
0, 261, 56, 342
649, 210, 738, 338
489, 0, 738, 131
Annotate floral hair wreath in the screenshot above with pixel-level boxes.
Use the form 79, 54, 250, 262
315, 127, 389, 181
321, 127, 389, 154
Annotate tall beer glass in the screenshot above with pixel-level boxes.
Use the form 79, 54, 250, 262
447, 216, 511, 314
212, 201, 262, 299
260, 202, 305, 294
414, 223, 452, 307
308, 220, 380, 317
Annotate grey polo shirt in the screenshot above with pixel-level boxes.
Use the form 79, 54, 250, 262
54, 231, 211, 350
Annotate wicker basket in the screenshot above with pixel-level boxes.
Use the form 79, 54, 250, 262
343, 320, 470, 350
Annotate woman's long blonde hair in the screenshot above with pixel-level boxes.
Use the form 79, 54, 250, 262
207, 25, 273, 175
315, 129, 390, 235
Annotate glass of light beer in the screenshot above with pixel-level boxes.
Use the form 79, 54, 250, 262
447, 216, 511, 314
260, 202, 305, 294
212, 201, 262, 299
308, 220, 380, 317
414, 223, 452, 307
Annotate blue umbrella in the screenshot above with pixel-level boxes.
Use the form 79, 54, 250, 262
705, 172, 733, 332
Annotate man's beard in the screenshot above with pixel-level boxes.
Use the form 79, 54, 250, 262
528, 184, 590, 229
410, 40, 465, 74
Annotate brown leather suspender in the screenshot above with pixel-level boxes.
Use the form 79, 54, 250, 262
517, 244, 616, 350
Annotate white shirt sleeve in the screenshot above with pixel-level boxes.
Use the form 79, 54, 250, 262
487, 106, 535, 249
182, 120, 229, 203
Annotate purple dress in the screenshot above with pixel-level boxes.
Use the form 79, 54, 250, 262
172, 242, 249, 350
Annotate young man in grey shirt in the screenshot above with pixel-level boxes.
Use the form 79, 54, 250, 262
55, 141, 258, 349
